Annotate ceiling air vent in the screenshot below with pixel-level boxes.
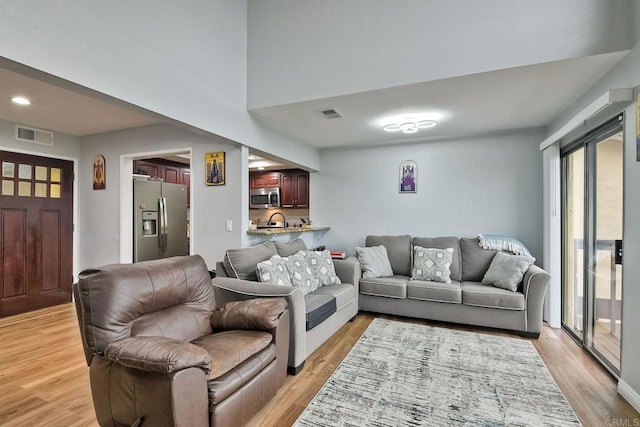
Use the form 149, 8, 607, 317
321, 108, 343, 119
15, 125, 54, 146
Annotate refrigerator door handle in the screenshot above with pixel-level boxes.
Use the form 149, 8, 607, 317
161, 197, 168, 254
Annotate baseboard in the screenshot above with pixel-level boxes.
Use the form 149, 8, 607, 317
618, 379, 640, 413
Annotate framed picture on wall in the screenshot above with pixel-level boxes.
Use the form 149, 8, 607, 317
399, 160, 417, 193
205, 151, 225, 186
93, 154, 106, 190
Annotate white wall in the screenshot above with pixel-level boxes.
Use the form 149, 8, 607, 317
312, 129, 544, 259
79, 124, 243, 270
247, 0, 630, 108
0, 0, 319, 170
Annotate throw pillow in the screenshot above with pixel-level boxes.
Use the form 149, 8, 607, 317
411, 246, 454, 283
355, 245, 394, 278
482, 251, 535, 292
297, 250, 342, 286
284, 253, 319, 295
256, 255, 293, 286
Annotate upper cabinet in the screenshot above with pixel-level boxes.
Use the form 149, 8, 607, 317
134, 159, 191, 206
281, 170, 309, 208
249, 169, 309, 209
250, 171, 281, 189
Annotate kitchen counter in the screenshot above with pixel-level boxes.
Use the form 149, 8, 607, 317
246, 225, 330, 236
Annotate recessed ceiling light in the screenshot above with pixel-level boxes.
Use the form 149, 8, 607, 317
257, 166, 265, 170
11, 96, 31, 106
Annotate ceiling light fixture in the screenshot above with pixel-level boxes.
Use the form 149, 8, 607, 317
383, 119, 437, 134
11, 96, 31, 106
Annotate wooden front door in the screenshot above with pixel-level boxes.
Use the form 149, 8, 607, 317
0, 151, 73, 317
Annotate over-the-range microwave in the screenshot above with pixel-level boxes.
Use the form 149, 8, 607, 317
250, 187, 280, 209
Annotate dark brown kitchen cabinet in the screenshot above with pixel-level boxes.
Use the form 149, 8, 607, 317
281, 170, 309, 208
134, 159, 191, 206
250, 171, 281, 189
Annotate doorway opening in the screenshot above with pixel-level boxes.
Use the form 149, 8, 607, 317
119, 149, 192, 264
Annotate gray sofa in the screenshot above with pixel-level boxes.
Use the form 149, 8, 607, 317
358, 235, 550, 338
213, 239, 361, 374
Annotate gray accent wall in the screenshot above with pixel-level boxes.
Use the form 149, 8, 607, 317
311, 129, 544, 260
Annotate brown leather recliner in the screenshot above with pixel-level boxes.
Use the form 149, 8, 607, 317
73, 255, 289, 427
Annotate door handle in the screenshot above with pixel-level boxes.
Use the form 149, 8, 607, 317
161, 198, 168, 254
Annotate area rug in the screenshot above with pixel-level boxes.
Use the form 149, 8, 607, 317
294, 318, 581, 426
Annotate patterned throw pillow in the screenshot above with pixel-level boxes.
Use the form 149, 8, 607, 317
284, 253, 319, 295
411, 246, 454, 283
256, 255, 292, 286
297, 250, 342, 286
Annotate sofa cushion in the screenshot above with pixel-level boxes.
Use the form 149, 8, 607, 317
365, 235, 412, 276
356, 245, 394, 278
304, 293, 337, 331
460, 237, 498, 282
461, 282, 525, 310
297, 249, 342, 285
313, 283, 354, 310
413, 236, 462, 282
256, 255, 292, 286
359, 275, 409, 299
482, 251, 535, 292
411, 246, 454, 283
274, 238, 307, 257
223, 241, 277, 281
407, 280, 462, 303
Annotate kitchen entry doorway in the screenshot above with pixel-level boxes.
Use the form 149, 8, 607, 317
0, 150, 74, 317
561, 115, 624, 375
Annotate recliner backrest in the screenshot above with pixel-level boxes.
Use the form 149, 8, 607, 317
74, 255, 216, 365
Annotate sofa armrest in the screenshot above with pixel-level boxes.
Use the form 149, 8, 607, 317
333, 257, 361, 288
213, 277, 307, 370
211, 297, 288, 331
104, 336, 212, 375
523, 264, 550, 334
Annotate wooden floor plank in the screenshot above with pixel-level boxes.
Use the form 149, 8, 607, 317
0, 303, 637, 427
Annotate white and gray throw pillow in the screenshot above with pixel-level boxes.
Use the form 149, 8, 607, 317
411, 246, 454, 283
256, 255, 292, 286
284, 253, 319, 295
297, 249, 342, 286
482, 251, 535, 292
355, 245, 394, 278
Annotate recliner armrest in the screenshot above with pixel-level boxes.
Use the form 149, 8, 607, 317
104, 336, 212, 375
211, 297, 288, 331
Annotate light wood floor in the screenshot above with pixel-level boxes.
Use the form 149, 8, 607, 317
0, 304, 638, 427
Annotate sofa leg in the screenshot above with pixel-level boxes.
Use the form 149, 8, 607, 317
288, 362, 305, 375
349, 314, 357, 322
521, 331, 541, 339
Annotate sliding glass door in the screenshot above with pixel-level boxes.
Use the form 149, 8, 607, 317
562, 115, 623, 375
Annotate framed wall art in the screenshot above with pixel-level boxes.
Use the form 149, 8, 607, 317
399, 160, 417, 193
205, 151, 225, 186
93, 154, 106, 190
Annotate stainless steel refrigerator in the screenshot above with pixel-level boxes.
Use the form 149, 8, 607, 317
133, 179, 188, 262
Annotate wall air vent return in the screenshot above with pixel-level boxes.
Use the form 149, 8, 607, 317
15, 125, 54, 146
321, 108, 343, 119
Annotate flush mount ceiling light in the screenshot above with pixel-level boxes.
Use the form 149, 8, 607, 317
380, 113, 439, 134
11, 96, 31, 106
383, 120, 437, 134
